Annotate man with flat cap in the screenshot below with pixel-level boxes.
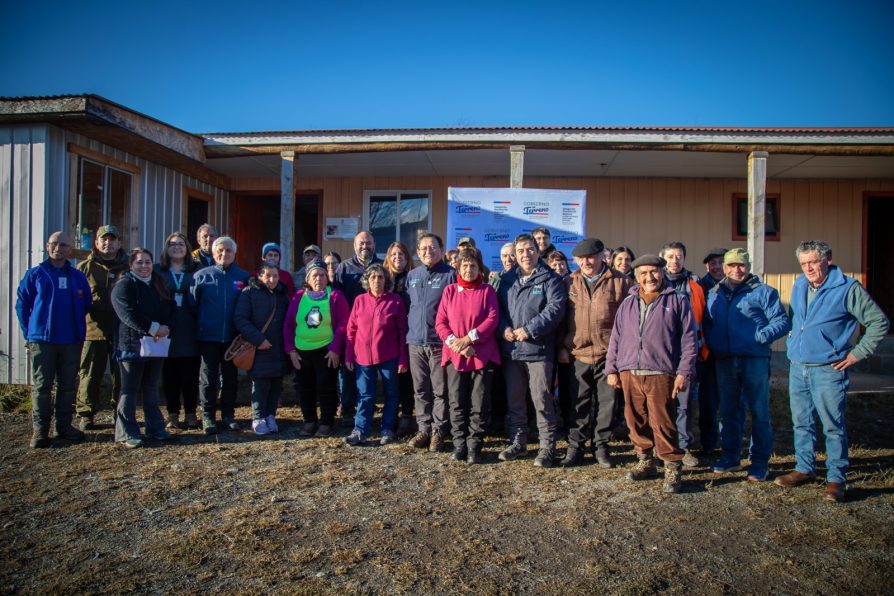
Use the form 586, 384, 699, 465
694, 246, 728, 454
704, 248, 790, 482
606, 254, 697, 493
558, 238, 631, 467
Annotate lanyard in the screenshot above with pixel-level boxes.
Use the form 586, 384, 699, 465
171, 271, 185, 291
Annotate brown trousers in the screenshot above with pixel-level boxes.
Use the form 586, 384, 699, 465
620, 371, 684, 463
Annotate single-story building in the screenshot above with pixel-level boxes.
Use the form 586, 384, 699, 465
2, 94, 893, 384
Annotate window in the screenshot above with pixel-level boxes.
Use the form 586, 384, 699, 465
732, 193, 780, 241
75, 157, 133, 250
363, 190, 432, 257
185, 188, 214, 246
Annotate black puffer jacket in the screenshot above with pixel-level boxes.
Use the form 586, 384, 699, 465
233, 277, 290, 378
111, 272, 173, 357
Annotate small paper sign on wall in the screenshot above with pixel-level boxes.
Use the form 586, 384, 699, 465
324, 217, 360, 240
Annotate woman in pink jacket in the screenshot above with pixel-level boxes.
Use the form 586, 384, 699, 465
435, 248, 500, 463
344, 264, 409, 446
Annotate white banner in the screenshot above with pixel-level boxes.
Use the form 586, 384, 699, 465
446, 187, 587, 272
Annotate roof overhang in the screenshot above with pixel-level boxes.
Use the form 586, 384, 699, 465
0, 95, 229, 188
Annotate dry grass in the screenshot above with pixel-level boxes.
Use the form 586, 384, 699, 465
1, 389, 893, 593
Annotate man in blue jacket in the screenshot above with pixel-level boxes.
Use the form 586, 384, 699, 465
192, 236, 249, 434
15, 231, 92, 448
406, 233, 456, 451
775, 240, 889, 502
496, 233, 567, 468
704, 249, 790, 482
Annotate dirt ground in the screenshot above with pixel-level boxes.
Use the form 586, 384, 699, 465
1, 385, 893, 595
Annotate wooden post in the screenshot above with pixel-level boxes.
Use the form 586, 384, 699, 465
280, 151, 298, 271
747, 151, 768, 279
510, 145, 525, 188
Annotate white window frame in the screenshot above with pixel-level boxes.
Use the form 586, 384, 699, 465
362, 189, 432, 258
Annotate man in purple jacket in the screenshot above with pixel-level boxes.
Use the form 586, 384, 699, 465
606, 254, 697, 494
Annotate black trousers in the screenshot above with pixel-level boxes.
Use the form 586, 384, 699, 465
163, 356, 200, 415
567, 357, 616, 454
446, 363, 494, 451
294, 347, 339, 426
198, 342, 238, 419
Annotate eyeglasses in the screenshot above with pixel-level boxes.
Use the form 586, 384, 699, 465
168, 242, 186, 247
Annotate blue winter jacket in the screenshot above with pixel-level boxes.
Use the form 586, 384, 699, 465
704, 274, 790, 358
16, 260, 92, 343
787, 265, 858, 364
497, 262, 567, 361
191, 263, 249, 343
406, 260, 456, 345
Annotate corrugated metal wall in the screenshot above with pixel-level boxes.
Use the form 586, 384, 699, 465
1, 124, 229, 384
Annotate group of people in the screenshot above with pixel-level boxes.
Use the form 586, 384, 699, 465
16, 222, 888, 501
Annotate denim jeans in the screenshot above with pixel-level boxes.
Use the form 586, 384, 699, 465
715, 356, 773, 468
198, 341, 238, 419
29, 341, 82, 434
251, 376, 282, 420
674, 387, 694, 450
788, 361, 850, 483
116, 359, 166, 442
339, 364, 357, 413
354, 357, 399, 436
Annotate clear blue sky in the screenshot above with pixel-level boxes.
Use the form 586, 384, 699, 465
2, 1, 892, 132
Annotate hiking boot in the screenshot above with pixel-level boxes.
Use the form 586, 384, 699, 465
824, 482, 845, 503
452, 446, 468, 461
396, 415, 415, 438
380, 430, 396, 445
498, 433, 528, 462
429, 431, 445, 452
183, 413, 200, 429
299, 422, 318, 437
533, 447, 555, 468
30, 430, 51, 449
77, 416, 96, 432
315, 424, 334, 438
265, 415, 279, 434
663, 461, 683, 493
343, 430, 365, 446
626, 455, 658, 481
124, 438, 144, 449
560, 446, 583, 468
202, 415, 219, 435
682, 449, 700, 468
774, 470, 816, 488
165, 413, 181, 431
222, 417, 241, 431
712, 458, 743, 473
55, 425, 85, 441
252, 418, 270, 436
408, 431, 431, 449
467, 448, 482, 464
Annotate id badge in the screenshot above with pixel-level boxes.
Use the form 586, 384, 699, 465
59, 277, 68, 290
174, 292, 184, 307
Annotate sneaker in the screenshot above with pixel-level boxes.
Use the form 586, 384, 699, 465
560, 446, 583, 468
222, 417, 241, 431
55, 426, 85, 441
498, 433, 528, 462
252, 418, 270, 436
380, 430, 397, 445
682, 449, 701, 468
663, 462, 683, 493
30, 431, 51, 449
626, 455, 658, 481
533, 447, 555, 468
746, 465, 768, 482
165, 413, 181, 431
343, 430, 365, 446
429, 431, 445, 452
774, 470, 816, 488
124, 438, 144, 449
265, 415, 279, 434
409, 431, 431, 449
712, 458, 743, 473
77, 416, 95, 432
183, 413, 200, 429
202, 416, 219, 435
315, 424, 334, 438
452, 446, 468, 461
396, 415, 415, 438
299, 422, 318, 437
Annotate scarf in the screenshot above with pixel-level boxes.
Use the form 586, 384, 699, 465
306, 288, 328, 300
457, 274, 483, 290
133, 271, 153, 285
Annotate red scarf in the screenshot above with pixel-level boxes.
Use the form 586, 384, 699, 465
457, 274, 483, 290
